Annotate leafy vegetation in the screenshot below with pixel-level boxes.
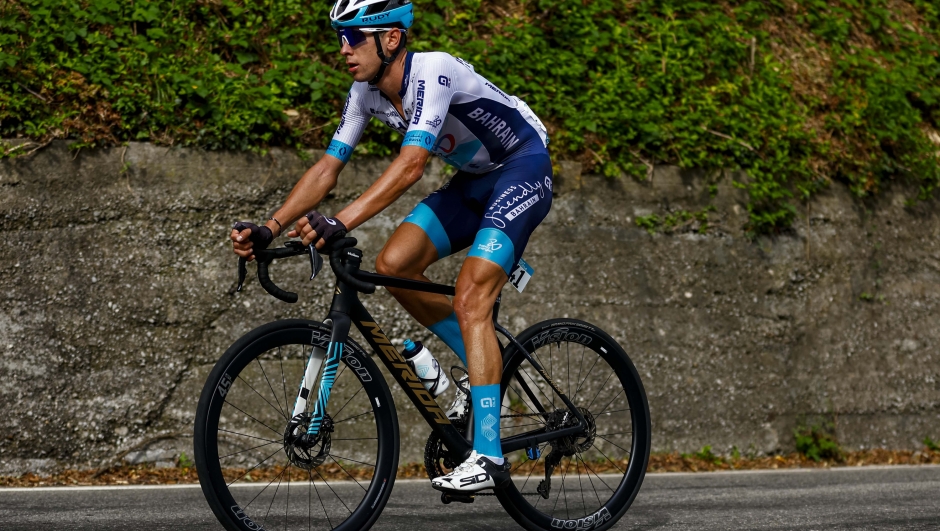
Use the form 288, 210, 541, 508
1, 0, 938, 233
925, 436, 939, 452
795, 422, 844, 462
635, 206, 716, 234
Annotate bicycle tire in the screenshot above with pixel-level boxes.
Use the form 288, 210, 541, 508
495, 318, 651, 531
194, 319, 399, 531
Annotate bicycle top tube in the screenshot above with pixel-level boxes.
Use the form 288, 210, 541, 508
239, 236, 456, 303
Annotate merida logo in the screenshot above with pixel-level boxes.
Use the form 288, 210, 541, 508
412, 80, 426, 125
466, 108, 520, 150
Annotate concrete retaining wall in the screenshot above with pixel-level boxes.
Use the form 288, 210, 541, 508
1, 141, 938, 473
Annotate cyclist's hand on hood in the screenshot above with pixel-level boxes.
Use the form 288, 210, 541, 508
291, 211, 347, 249
231, 221, 274, 262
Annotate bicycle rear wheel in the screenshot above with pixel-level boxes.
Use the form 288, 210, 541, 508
194, 319, 399, 531
495, 319, 650, 531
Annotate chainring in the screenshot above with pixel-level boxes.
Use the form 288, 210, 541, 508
424, 418, 467, 480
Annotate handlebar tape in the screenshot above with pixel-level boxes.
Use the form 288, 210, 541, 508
256, 260, 299, 303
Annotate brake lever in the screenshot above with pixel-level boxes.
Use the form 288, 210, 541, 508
308, 243, 323, 280
237, 257, 247, 292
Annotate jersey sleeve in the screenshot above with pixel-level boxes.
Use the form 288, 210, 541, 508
326, 83, 370, 164
401, 55, 458, 152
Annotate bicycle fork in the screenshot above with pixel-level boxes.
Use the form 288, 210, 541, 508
288, 314, 352, 442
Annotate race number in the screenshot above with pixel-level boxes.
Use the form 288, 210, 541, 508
508, 258, 534, 293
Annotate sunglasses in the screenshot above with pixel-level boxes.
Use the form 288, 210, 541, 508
336, 27, 370, 49
336, 28, 403, 49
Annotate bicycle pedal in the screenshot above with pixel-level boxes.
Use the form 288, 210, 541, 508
440, 492, 475, 504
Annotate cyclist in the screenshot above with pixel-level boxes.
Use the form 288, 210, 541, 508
231, 0, 552, 494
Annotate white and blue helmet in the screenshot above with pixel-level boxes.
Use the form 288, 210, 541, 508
330, 0, 414, 30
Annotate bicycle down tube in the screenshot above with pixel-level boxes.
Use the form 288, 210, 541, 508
290, 242, 587, 458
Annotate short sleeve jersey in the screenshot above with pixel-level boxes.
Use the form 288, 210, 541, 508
326, 52, 548, 174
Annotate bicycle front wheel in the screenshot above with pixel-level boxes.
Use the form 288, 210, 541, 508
495, 318, 651, 531
194, 319, 399, 531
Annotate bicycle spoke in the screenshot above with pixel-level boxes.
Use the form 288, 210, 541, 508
258, 468, 287, 527
550, 453, 567, 515
217, 428, 280, 445
572, 343, 587, 403
327, 455, 369, 492
328, 454, 376, 468
227, 445, 287, 487
519, 368, 555, 415
313, 465, 354, 516
285, 462, 291, 531
219, 440, 280, 461
572, 355, 602, 404
585, 371, 615, 412
596, 435, 632, 459
257, 357, 287, 420
238, 373, 288, 422
576, 453, 603, 507
243, 463, 289, 510
575, 455, 618, 492
596, 387, 625, 417
596, 408, 631, 416
224, 399, 283, 437
328, 383, 364, 422
590, 444, 627, 475
518, 445, 545, 492
333, 409, 375, 424
575, 456, 587, 515
565, 342, 571, 404
309, 469, 333, 530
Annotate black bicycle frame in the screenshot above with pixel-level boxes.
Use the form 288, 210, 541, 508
306, 246, 589, 460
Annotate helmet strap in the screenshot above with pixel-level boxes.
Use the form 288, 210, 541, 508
368, 30, 407, 86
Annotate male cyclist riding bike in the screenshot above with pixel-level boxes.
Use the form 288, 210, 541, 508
231, 0, 552, 494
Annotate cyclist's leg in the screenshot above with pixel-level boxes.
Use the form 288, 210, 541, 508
461, 153, 553, 452
375, 172, 483, 364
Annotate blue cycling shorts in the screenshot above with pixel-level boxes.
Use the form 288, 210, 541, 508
403, 153, 553, 275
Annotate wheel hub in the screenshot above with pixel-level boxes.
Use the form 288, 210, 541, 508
283, 412, 333, 470
547, 407, 596, 456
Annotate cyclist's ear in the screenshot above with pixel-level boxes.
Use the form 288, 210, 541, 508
385, 29, 404, 54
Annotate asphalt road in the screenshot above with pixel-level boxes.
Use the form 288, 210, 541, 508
1, 466, 938, 530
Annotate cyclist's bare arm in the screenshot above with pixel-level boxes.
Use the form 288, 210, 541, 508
296, 146, 430, 247
231, 154, 345, 259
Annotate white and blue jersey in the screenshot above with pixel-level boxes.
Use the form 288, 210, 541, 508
326, 51, 553, 276
326, 51, 549, 173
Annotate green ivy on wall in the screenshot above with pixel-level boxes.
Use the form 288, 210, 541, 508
1, 0, 938, 234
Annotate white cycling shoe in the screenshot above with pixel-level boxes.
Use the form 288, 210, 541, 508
431, 451, 511, 493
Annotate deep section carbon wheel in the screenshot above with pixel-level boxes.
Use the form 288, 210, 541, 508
195, 319, 399, 531
495, 319, 651, 531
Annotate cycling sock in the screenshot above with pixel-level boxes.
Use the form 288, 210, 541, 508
470, 383, 503, 462
427, 312, 467, 365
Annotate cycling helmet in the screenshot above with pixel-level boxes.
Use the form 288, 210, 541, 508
330, 0, 414, 30
330, 0, 413, 85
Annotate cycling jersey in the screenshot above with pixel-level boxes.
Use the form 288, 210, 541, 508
326, 51, 549, 173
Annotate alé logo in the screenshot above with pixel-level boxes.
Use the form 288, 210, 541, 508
477, 239, 502, 253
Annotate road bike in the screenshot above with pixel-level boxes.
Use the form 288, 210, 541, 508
194, 237, 650, 531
